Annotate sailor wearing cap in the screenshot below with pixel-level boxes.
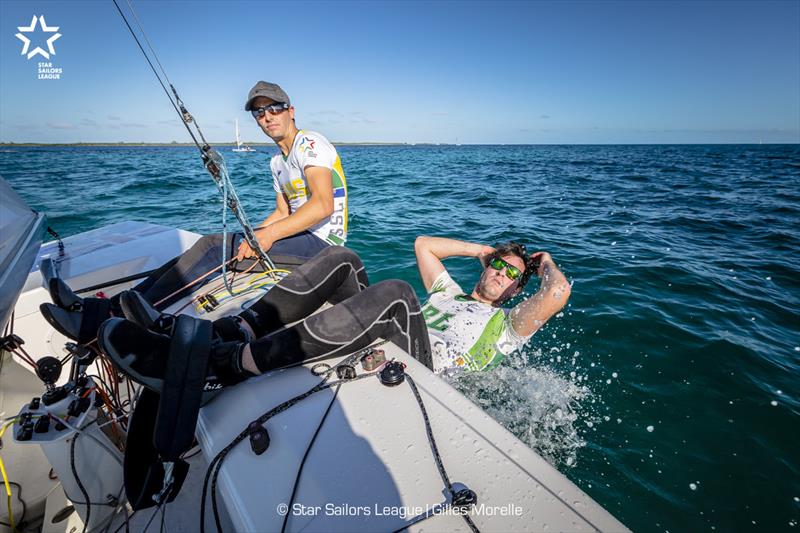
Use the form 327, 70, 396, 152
236, 82, 349, 261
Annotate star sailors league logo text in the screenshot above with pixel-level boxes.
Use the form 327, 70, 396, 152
15, 15, 63, 80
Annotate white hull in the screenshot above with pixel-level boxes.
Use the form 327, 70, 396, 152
1, 221, 628, 532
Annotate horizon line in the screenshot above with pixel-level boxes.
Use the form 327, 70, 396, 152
1, 141, 798, 147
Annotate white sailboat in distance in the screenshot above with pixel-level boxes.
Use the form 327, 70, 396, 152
232, 118, 255, 152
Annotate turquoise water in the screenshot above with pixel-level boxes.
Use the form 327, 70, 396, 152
2, 145, 799, 531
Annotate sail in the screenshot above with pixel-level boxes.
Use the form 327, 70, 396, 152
0, 176, 47, 332
235, 119, 242, 148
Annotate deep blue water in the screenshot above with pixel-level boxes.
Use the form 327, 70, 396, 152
2, 144, 799, 531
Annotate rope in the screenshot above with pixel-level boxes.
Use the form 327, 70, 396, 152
201, 355, 370, 532
112, 0, 277, 276
404, 375, 480, 533
47, 226, 65, 258
280, 383, 342, 533
70, 433, 91, 533
200, 357, 480, 533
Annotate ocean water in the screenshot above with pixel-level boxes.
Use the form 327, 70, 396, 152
1, 144, 799, 531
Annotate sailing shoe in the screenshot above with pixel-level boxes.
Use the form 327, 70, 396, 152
119, 290, 172, 333
97, 318, 170, 390
40, 297, 113, 345
39, 258, 82, 310
47, 277, 83, 310
98, 317, 253, 393
119, 289, 252, 342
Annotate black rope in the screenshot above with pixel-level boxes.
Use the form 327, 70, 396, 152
141, 500, 166, 533
280, 383, 342, 533
111, 508, 137, 533
159, 500, 167, 533
201, 357, 372, 532
405, 375, 480, 533
199, 360, 484, 533
47, 226, 65, 257
0, 481, 27, 527
70, 432, 91, 533
85, 373, 123, 411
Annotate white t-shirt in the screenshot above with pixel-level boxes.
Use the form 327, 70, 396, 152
270, 130, 348, 245
422, 270, 532, 373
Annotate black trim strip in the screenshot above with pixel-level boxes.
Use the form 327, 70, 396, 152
75, 269, 159, 294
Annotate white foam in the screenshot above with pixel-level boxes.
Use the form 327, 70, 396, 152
446, 350, 592, 469
646, 425, 655, 432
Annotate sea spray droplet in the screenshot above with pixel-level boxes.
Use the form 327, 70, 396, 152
612, 372, 618, 378
689, 483, 697, 491
771, 400, 778, 406
646, 425, 654, 432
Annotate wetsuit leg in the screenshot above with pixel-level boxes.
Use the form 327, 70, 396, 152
247, 279, 433, 372
134, 232, 332, 309
130, 233, 238, 309
240, 246, 369, 337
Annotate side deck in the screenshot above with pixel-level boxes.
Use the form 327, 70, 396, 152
2, 221, 628, 532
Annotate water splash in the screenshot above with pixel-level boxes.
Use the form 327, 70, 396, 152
445, 349, 594, 469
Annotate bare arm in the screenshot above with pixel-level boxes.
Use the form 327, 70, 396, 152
236, 166, 334, 260
414, 236, 495, 292
509, 252, 571, 337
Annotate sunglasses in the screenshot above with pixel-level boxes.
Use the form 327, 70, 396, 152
250, 102, 289, 119
488, 256, 522, 281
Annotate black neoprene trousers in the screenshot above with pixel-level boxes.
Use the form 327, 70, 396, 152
131, 231, 327, 310
237, 246, 433, 372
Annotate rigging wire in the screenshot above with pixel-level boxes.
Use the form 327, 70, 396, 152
111, 0, 279, 288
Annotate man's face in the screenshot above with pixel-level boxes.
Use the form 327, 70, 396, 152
475, 254, 525, 305
251, 96, 295, 142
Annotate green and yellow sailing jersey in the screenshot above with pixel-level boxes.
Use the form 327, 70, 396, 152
270, 130, 348, 245
423, 270, 532, 373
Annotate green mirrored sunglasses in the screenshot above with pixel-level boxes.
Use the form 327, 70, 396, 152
489, 256, 522, 281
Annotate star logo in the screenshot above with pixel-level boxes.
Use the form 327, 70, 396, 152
15, 15, 61, 60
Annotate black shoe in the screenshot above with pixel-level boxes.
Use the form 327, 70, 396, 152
119, 291, 171, 333
119, 290, 252, 343
48, 277, 83, 310
97, 318, 170, 390
40, 297, 113, 344
98, 317, 252, 393
40, 257, 82, 310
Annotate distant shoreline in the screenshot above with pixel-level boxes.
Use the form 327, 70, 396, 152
0, 142, 797, 147
0, 141, 410, 147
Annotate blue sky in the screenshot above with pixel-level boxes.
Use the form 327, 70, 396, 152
1, 0, 798, 144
